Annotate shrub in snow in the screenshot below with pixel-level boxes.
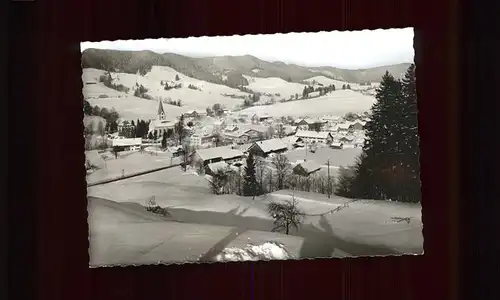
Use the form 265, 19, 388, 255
145, 196, 171, 218
215, 242, 292, 262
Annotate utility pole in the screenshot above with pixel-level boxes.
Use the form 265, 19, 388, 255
327, 159, 331, 199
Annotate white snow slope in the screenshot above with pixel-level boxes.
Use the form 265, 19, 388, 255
239, 90, 377, 118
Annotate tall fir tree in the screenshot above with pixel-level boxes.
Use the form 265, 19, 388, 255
353, 71, 404, 200
161, 131, 167, 149
243, 153, 258, 197
398, 64, 421, 202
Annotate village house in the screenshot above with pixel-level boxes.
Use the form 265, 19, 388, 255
247, 138, 288, 158
190, 146, 245, 167
292, 160, 322, 177
117, 120, 136, 135
251, 113, 272, 124
185, 134, 202, 148
213, 119, 226, 132
349, 120, 366, 131
321, 116, 342, 125
336, 123, 351, 132
294, 118, 327, 131
183, 109, 207, 119
223, 124, 239, 133
224, 128, 265, 145
295, 130, 333, 144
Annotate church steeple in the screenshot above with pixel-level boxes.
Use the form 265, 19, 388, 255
157, 100, 166, 120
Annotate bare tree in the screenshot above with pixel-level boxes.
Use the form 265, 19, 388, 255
276, 123, 286, 138
268, 194, 304, 235
97, 120, 105, 137
271, 154, 292, 190
256, 158, 268, 193
181, 144, 192, 172
207, 169, 230, 195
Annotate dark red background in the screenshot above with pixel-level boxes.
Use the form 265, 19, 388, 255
8, 0, 474, 299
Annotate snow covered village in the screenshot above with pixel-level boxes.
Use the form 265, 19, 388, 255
83, 28, 423, 267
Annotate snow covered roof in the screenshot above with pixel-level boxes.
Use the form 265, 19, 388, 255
206, 161, 229, 173
294, 160, 322, 174
241, 124, 268, 133
295, 130, 332, 139
321, 116, 341, 121
112, 138, 142, 147
251, 138, 288, 154
151, 120, 177, 128
337, 123, 351, 129
304, 118, 326, 124
195, 146, 244, 161
239, 143, 254, 152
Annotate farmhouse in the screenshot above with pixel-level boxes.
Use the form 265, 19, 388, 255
184, 109, 207, 119
293, 160, 322, 177
117, 120, 135, 134
248, 138, 288, 157
191, 146, 245, 167
295, 130, 333, 144
349, 121, 366, 131
294, 118, 327, 131
336, 123, 351, 132
185, 134, 202, 148
223, 131, 250, 144
251, 113, 272, 123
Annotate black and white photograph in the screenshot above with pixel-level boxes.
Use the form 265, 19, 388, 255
82, 28, 423, 267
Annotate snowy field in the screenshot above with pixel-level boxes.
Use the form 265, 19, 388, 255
239, 90, 376, 118
243, 75, 307, 99
88, 197, 306, 266
85, 150, 180, 184
87, 165, 423, 263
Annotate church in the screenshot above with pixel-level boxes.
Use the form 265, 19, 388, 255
148, 100, 177, 136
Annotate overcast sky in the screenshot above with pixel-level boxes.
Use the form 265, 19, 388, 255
81, 28, 414, 69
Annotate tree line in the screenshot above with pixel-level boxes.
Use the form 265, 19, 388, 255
83, 100, 120, 133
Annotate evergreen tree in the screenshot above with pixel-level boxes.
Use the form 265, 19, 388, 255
342, 84, 346, 90
346, 84, 351, 90
161, 131, 167, 149
153, 130, 158, 140
109, 120, 118, 133
175, 114, 186, 145
83, 100, 93, 115
243, 153, 258, 198
349, 70, 421, 202
175, 74, 180, 81
148, 132, 154, 140
398, 64, 421, 202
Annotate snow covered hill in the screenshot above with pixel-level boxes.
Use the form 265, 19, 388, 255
238, 89, 377, 118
